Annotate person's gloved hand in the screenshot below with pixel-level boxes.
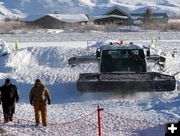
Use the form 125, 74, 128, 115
48, 100, 51, 105
16, 99, 19, 103
30, 101, 33, 106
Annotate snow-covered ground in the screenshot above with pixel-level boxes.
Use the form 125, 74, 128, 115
0, 32, 179, 135
1, 31, 180, 42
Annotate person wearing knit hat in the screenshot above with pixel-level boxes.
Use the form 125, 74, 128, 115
0, 78, 19, 123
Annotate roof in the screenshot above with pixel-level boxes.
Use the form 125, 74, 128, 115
23, 14, 89, 22
131, 13, 168, 19
93, 14, 128, 21
22, 14, 45, 22
104, 7, 131, 17
101, 42, 142, 50
47, 14, 89, 23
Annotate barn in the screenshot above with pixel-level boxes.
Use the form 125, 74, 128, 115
131, 13, 169, 25
28, 14, 89, 29
93, 7, 133, 26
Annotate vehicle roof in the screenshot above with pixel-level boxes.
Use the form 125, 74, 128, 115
101, 42, 142, 50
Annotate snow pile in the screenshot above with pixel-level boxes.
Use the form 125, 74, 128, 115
0, 39, 13, 56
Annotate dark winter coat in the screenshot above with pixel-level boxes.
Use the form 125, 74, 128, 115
0, 84, 19, 114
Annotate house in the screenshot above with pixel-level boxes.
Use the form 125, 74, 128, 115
131, 13, 169, 25
26, 13, 89, 29
22, 7, 169, 29
93, 7, 133, 26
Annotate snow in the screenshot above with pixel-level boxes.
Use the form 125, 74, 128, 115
79, 0, 96, 7
0, 39, 13, 55
48, 14, 89, 23
169, 19, 180, 23
1, 31, 180, 42
0, 2, 24, 19
2, 0, 180, 18
93, 14, 128, 20
0, 32, 179, 135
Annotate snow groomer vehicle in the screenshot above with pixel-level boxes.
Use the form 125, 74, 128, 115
68, 42, 176, 93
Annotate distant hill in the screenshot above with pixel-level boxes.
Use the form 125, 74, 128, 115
0, 2, 24, 20
1, 0, 180, 20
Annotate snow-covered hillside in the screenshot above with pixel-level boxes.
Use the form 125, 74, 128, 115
0, 2, 24, 20
2, 0, 180, 19
0, 32, 179, 135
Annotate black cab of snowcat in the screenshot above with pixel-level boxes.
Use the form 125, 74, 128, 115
99, 47, 147, 73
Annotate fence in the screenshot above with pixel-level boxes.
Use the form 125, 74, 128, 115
0, 105, 166, 136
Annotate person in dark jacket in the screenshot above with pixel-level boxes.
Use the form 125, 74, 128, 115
0, 79, 19, 123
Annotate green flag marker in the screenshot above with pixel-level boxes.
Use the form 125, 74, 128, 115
15, 42, 20, 50
151, 39, 157, 48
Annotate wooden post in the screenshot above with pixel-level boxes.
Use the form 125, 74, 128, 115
97, 105, 103, 136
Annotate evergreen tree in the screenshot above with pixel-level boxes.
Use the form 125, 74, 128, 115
143, 8, 153, 25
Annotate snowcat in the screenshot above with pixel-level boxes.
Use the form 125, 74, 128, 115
68, 42, 176, 92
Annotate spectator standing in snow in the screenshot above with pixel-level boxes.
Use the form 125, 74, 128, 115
29, 79, 51, 126
0, 79, 19, 123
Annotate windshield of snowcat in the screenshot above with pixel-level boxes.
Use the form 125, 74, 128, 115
100, 49, 146, 73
